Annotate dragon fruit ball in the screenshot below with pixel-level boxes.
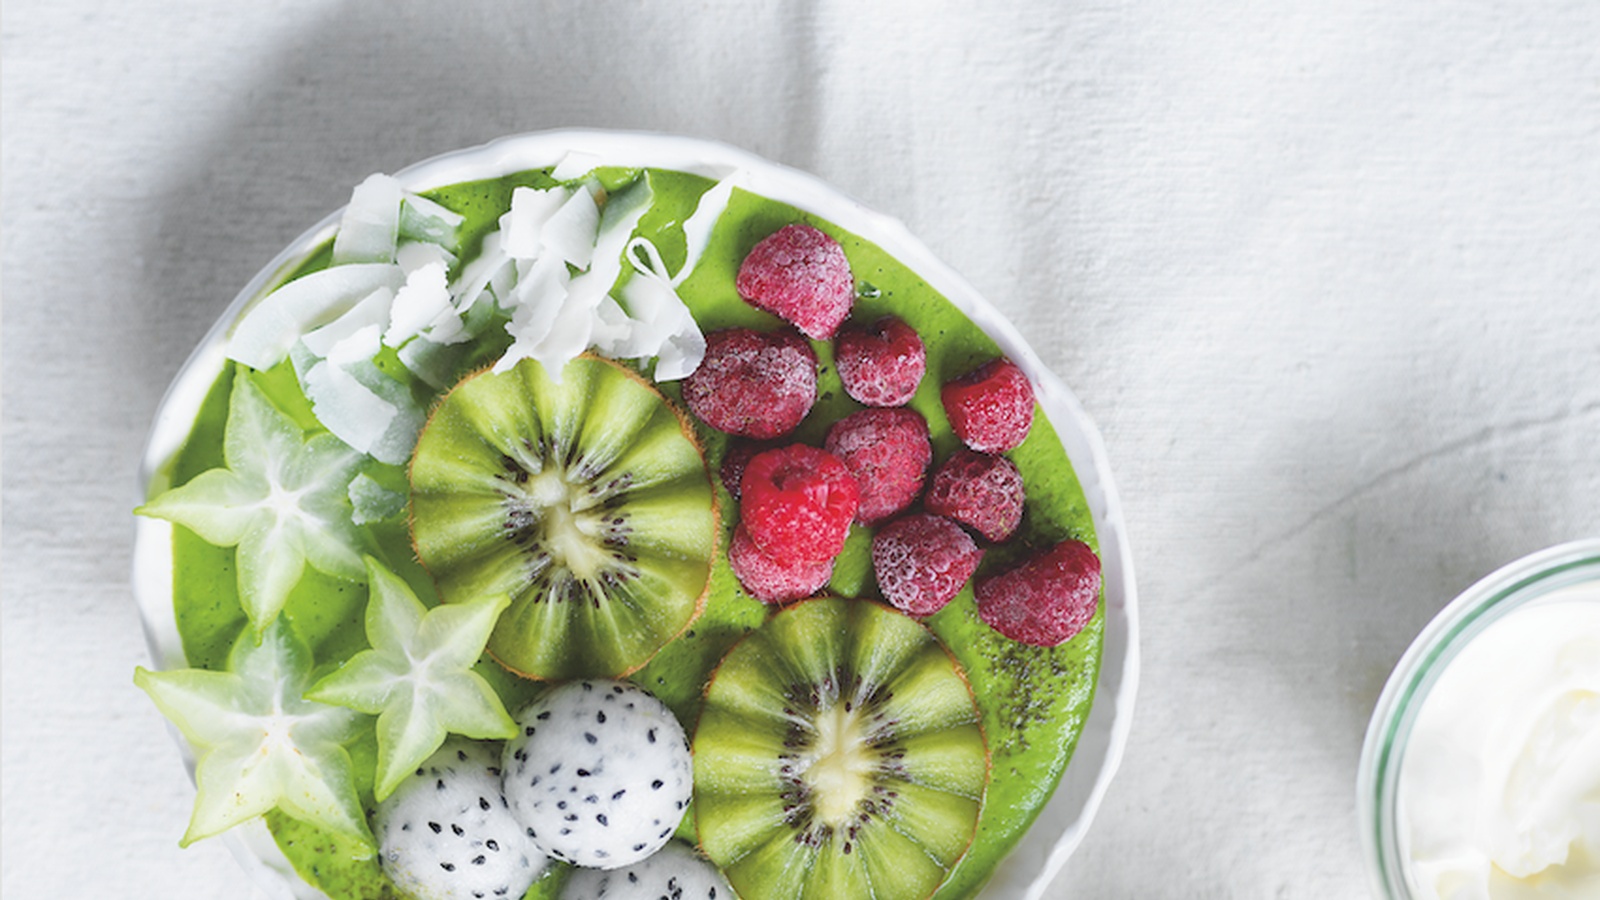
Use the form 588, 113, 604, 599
561, 839, 733, 900
502, 680, 693, 870
373, 738, 550, 900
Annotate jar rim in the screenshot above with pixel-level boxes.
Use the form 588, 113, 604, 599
1355, 538, 1600, 898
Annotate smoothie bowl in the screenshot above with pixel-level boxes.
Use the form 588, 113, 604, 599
132, 131, 1138, 900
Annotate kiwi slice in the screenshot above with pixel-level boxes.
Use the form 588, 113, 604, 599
409, 355, 718, 680
694, 596, 989, 900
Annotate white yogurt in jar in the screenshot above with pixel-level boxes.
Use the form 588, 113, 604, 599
1399, 580, 1600, 899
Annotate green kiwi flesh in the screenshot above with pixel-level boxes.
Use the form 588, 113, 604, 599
409, 355, 717, 680
694, 596, 989, 900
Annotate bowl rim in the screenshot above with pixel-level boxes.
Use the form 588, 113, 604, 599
132, 128, 1141, 900
1355, 537, 1600, 898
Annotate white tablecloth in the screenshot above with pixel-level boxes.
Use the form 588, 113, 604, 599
5, 1, 1598, 896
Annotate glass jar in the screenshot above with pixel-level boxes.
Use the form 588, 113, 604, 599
1357, 538, 1600, 898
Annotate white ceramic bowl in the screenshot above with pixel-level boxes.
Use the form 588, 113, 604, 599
133, 130, 1140, 900
1357, 538, 1600, 898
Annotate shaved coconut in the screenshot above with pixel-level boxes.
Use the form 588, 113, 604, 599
421, 303, 466, 345
300, 287, 393, 358
525, 302, 595, 380
559, 178, 651, 314
491, 177, 699, 381
326, 323, 383, 368
596, 178, 654, 264
485, 175, 707, 381
590, 296, 635, 355
602, 277, 668, 360
500, 256, 571, 349
624, 240, 681, 322
384, 261, 451, 347
450, 231, 511, 316
454, 286, 502, 342
675, 170, 743, 286
612, 282, 677, 356
397, 336, 468, 390
500, 187, 568, 260
395, 240, 455, 275
296, 325, 425, 465
539, 184, 602, 268
332, 174, 402, 266
303, 360, 398, 459
495, 261, 579, 375
399, 191, 463, 251
550, 151, 602, 182
348, 473, 405, 525
602, 237, 706, 380
228, 263, 404, 370
654, 327, 706, 382
487, 256, 517, 307
352, 363, 427, 465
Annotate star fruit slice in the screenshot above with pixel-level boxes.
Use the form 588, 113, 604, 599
134, 618, 372, 851
307, 557, 517, 801
137, 367, 367, 632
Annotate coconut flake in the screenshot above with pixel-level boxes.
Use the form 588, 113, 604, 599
489, 263, 517, 307
524, 302, 595, 379
550, 151, 602, 182
509, 256, 573, 335
298, 322, 427, 464
450, 231, 511, 317
300, 287, 393, 358
495, 256, 577, 375
305, 347, 426, 465
500, 187, 568, 260
384, 261, 452, 348
332, 174, 403, 266
590, 296, 636, 356
348, 472, 405, 525
423, 303, 467, 345
328, 323, 384, 368
303, 359, 398, 459
492, 182, 649, 377
606, 237, 706, 380
399, 191, 463, 251
540, 184, 602, 268
229, 263, 404, 370
397, 336, 466, 389
396, 240, 455, 275
675, 170, 743, 286
654, 326, 707, 382
561, 178, 651, 314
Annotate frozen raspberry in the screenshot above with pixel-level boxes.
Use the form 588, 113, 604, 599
736, 224, 854, 340
682, 328, 816, 439
823, 408, 932, 526
718, 439, 778, 502
728, 523, 834, 604
975, 539, 1101, 646
871, 514, 983, 617
740, 444, 860, 563
925, 450, 1026, 542
835, 315, 926, 407
941, 357, 1035, 453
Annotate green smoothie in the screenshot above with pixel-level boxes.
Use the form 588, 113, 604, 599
153, 165, 1103, 900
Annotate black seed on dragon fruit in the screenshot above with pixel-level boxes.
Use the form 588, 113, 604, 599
560, 839, 732, 900
501, 679, 692, 870
374, 738, 550, 900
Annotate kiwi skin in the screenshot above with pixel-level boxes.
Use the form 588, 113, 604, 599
407, 353, 720, 682
693, 595, 990, 900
